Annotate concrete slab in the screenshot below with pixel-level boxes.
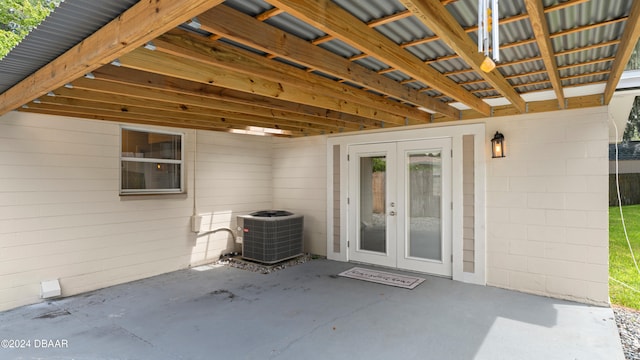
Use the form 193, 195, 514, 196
0, 259, 624, 359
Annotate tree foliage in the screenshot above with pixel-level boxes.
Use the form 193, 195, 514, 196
0, 0, 61, 60
625, 39, 640, 71
623, 96, 640, 142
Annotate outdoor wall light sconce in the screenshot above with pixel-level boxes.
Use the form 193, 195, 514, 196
491, 131, 505, 158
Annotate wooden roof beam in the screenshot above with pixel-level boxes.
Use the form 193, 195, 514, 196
38, 93, 325, 135
256, 8, 284, 21
399, 0, 525, 112
401, 0, 587, 49
153, 30, 432, 125
266, 0, 491, 116
550, 16, 628, 39
367, 10, 412, 27
117, 46, 407, 126
55, 81, 353, 133
604, 0, 640, 104
22, 102, 301, 136
87, 65, 383, 129
0, 0, 224, 115
198, 5, 458, 118
524, 0, 565, 109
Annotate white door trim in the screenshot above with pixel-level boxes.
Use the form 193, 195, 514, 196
326, 123, 486, 285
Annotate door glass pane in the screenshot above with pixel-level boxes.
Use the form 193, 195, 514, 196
407, 151, 441, 261
360, 155, 386, 253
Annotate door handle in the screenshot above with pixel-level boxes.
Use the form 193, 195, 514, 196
389, 211, 397, 216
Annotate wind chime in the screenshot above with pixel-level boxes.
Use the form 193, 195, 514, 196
477, 0, 499, 72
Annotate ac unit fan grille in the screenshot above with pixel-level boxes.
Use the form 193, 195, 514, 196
239, 213, 303, 264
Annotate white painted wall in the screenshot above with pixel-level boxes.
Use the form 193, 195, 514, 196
0, 105, 610, 310
485, 107, 610, 305
191, 130, 273, 265
272, 136, 327, 256
0, 111, 278, 311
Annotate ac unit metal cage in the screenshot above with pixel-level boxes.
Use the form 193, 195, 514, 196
237, 210, 303, 264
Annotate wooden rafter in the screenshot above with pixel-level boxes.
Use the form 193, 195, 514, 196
524, 0, 564, 109
265, 0, 491, 116
153, 30, 432, 125
399, 0, 587, 49
87, 66, 383, 130
198, 5, 458, 119
549, 16, 628, 39
604, 0, 640, 104
59, 80, 350, 133
22, 102, 299, 135
366, 10, 412, 27
398, 0, 525, 113
38, 92, 327, 136
117, 45, 410, 127
0, 0, 225, 116
276, 0, 454, 33
255, 8, 284, 21
0, 0, 634, 136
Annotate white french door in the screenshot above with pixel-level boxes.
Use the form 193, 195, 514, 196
348, 138, 452, 277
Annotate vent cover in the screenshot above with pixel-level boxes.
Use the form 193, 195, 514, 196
238, 210, 303, 264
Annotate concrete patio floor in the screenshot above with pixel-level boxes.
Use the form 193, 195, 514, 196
0, 259, 624, 359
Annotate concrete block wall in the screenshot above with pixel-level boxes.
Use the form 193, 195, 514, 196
0, 112, 193, 311
272, 136, 327, 256
0, 111, 290, 311
486, 107, 610, 305
0, 105, 611, 310
190, 130, 273, 265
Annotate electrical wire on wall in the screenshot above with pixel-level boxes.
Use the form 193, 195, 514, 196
610, 118, 640, 291
193, 130, 198, 218
191, 130, 239, 255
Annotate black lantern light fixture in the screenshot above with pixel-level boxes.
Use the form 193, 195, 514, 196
491, 131, 505, 158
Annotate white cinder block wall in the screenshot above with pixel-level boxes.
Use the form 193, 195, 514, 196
191, 130, 273, 265
0, 111, 286, 311
485, 107, 610, 305
0, 112, 190, 311
272, 136, 327, 256
0, 106, 610, 310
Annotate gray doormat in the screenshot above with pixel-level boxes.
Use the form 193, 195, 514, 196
338, 267, 425, 289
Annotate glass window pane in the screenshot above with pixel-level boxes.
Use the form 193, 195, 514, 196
408, 151, 441, 260
121, 129, 181, 160
121, 161, 181, 191
360, 155, 386, 253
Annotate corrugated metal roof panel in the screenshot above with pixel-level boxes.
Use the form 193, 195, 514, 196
317, 39, 361, 59
383, 70, 410, 82
376, 17, 433, 45
333, 0, 404, 23
409, 40, 455, 62
447, 70, 482, 85
432, 58, 471, 75
499, 59, 546, 77
0, 0, 137, 93
516, 83, 553, 94
266, 13, 326, 41
0, 0, 634, 119
222, 0, 272, 16
353, 57, 389, 72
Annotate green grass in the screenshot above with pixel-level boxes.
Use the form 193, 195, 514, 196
610, 205, 640, 309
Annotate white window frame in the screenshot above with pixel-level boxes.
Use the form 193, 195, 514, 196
120, 126, 185, 195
